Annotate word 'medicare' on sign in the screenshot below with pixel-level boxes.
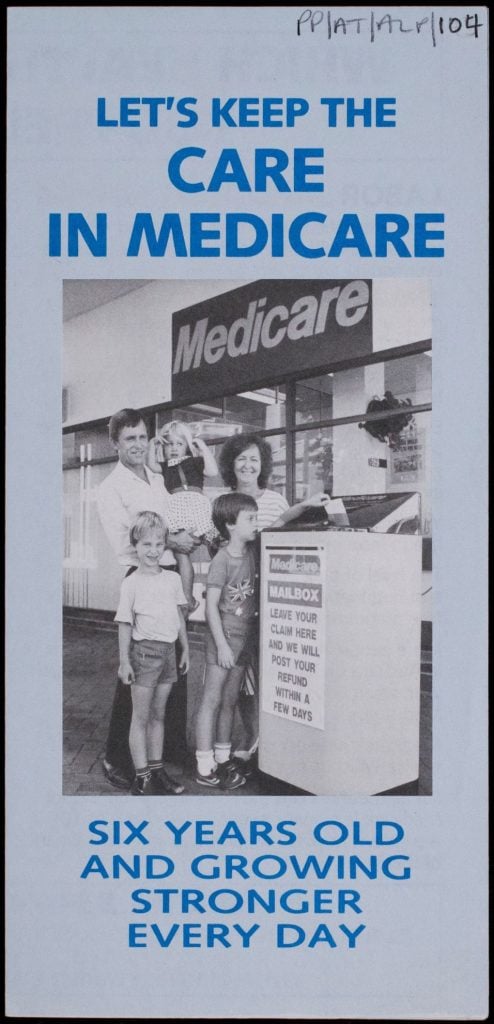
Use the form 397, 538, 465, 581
171, 279, 372, 403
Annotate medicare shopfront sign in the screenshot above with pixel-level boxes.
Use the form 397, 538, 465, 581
172, 279, 372, 402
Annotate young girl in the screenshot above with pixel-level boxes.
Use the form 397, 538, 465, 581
147, 420, 218, 612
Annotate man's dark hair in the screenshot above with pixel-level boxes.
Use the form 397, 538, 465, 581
108, 408, 147, 445
212, 492, 258, 541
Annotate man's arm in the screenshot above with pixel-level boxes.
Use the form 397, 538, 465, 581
96, 479, 132, 562
176, 608, 190, 674
167, 531, 203, 555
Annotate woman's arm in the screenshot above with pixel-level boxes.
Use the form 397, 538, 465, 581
268, 491, 332, 529
192, 437, 218, 477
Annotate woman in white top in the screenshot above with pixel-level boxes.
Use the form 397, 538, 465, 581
218, 432, 330, 530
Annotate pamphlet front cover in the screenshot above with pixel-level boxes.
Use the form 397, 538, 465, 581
6, 6, 488, 1019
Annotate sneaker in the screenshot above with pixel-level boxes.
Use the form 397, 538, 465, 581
217, 760, 246, 791
130, 774, 161, 795
232, 752, 258, 778
195, 769, 222, 788
151, 767, 185, 795
103, 759, 132, 790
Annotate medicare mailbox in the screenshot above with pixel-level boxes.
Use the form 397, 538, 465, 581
259, 528, 422, 795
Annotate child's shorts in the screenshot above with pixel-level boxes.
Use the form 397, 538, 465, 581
130, 638, 178, 688
205, 624, 259, 668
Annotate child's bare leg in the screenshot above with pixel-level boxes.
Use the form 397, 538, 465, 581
175, 552, 198, 612
146, 682, 172, 761
235, 689, 259, 755
129, 685, 154, 770
195, 664, 228, 753
216, 666, 246, 745
147, 682, 185, 794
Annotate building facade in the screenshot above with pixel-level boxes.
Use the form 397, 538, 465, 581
63, 278, 432, 639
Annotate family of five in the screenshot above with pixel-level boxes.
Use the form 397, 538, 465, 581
97, 407, 331, 795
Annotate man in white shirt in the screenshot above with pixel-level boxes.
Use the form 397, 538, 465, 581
96, 408, 200, 788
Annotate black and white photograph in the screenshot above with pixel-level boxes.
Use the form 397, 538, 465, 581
63, 277, 432, 797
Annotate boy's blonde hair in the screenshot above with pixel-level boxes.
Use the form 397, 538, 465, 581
159, 419, 196, 456
129, 511, 168, 547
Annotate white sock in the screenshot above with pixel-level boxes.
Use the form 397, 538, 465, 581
214, 742, 231, 765
233, 739, 259, 761
196, 750, 216, 776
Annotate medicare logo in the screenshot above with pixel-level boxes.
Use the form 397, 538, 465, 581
269, 553, 320, 575
173, 280, 370, 374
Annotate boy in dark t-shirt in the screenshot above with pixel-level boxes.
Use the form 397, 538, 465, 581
194, 492, 259, 790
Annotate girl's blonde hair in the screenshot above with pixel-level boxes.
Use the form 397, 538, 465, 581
159, 420, 196, 455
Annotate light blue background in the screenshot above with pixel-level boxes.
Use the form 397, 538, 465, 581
6, 6, 488, 1018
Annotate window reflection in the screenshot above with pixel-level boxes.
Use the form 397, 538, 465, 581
293, 414, 431, 536
157, 401, 223, 433
266, 434, 287, 496
295, 375, 333, 424
226, 388, 286, 431
294, 428, 333, 499
62, 356, 430, 535
295, 353, 431, 424
157, 388, 286, 442
62, 426, 116, 467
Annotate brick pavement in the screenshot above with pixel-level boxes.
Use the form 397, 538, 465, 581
63, 619, 432, 797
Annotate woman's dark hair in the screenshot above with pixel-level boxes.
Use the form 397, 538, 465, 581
218, 433, 273, 490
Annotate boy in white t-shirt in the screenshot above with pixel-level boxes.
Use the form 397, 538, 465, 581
115, 511, 189, 795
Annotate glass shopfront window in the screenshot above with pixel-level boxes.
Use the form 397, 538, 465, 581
62, 424, 117, 468
63, 346, 431, 611
225, 388, 287, 432
385, 352, 431, 407
156, 400, 223, 433
387, 410, 431, 536
291, 352, 431, 536
294, 427, 334, 499
295, 353, 431, 424
295, 375, 333, 425
293, 414, 431, 536
156, 388, 287, 438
